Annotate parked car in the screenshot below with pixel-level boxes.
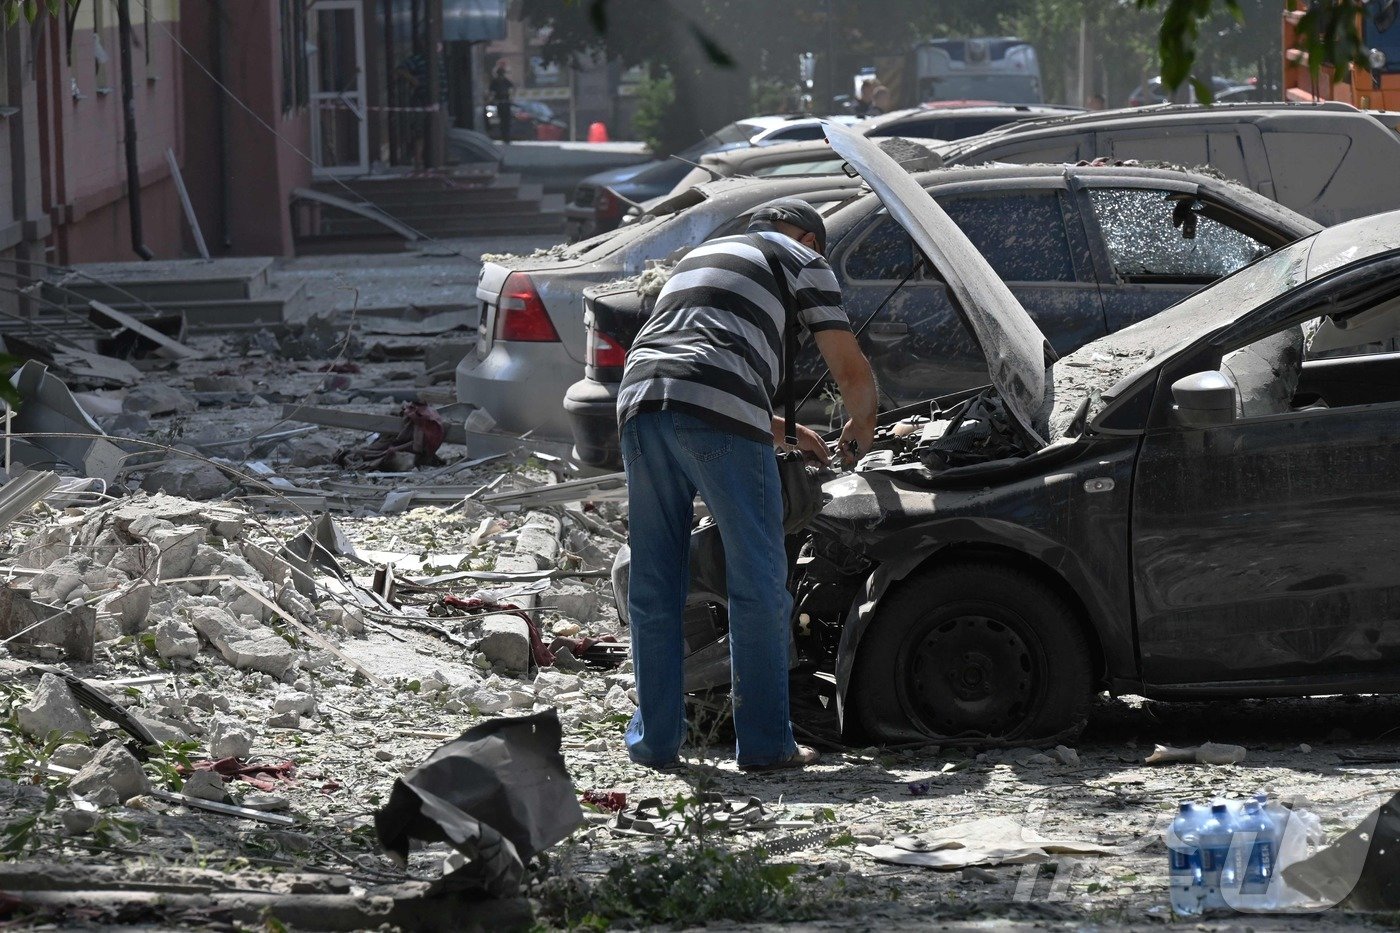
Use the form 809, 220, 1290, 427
564, 162, 1317, 468
860, 103, 1080, 141
1126, 74, 1238, 106
613, 122, 1400, 743
659, 106, 1074, 194
677, 102, 1400, 226
939, 101, 1400, 225
565, 115, 856, 241
458, 174, 867, 457
751, 114, 860, 145
484, 100, 566, 140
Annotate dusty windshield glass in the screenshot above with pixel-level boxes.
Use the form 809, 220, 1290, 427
1046, 234, 1317, 437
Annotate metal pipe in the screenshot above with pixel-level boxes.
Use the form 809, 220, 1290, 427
115, 0, 154, 260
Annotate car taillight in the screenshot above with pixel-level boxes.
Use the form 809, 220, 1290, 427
587, 328, 627, 368
495, 272, 559, 342
595, 187, 625, 225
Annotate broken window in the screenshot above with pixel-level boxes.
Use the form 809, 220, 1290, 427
940, 191, 1076, 283
1089, 188, 1267, 283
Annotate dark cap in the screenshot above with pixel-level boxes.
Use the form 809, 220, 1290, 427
749, 198, 827, 253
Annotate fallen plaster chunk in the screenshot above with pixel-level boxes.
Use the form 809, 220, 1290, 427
107, 580, 154, 635
129, 711, 191, 744
153, 618, 200, 659
476, 615, 531, 673
123, 383, 197, 417
140, 460, 236, 501
1144, 741, 1247, 766
17, 673, 93, 741
221, 634, 298, 678
272, 691, 315, 716
189, 605, 250, 652
68, 740, 152, 806
50, 743, 95, 770
181, 770, 229, 802
209, 716, 254, 759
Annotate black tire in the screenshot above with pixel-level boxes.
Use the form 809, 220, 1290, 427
851, 561, 1093, 743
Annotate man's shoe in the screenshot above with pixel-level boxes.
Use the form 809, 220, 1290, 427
739, 745, 820, 773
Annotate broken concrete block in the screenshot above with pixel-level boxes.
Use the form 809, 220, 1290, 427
17, 673, 93, 741
181, 770, 229, 802
208, 716, 253, 759
68, 740, 151, 806
192, 375, 252, 394
288, 435, 340, 468
516, 512, 562, 563
272, 691, 315, 716
220, 634, 297, 678
123, 383, 196, 417
129, 711, 190, 744
266, 711, 303, 730
105, 580, 154, 635
50, 743, 95, 770
476, 615, 531, 672
141, 460, 235, 501
61, 809, 100, 834
147, 526, 204, 580
189, 605, 248, 652
239, 793, 290, 812
153, 618, 200, 659
242, 542, 316, 598
549, 584, 601, 625
214, 581, 270, 622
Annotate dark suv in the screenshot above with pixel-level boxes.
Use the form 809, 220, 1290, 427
565, 164, 1317, 469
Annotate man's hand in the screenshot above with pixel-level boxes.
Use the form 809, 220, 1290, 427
771, 417, 830, 466
836, 417, 876, 469
812, 330, 878, 470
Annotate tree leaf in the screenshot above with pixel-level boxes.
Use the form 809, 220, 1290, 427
688, 22, 734, 68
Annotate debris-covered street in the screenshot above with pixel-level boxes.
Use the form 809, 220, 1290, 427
5, 0, 1400, 929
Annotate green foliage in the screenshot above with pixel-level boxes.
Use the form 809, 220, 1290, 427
536, 842, 822, 928
631, 72, 675, 153
2, 0, 76, 28
143, 739, 203, 792
750, 77, 795, 117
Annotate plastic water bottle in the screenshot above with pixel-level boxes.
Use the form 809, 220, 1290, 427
1168, 801, 1204, 916
1238, 800, 1276, 896
1199, 802, 1237, 910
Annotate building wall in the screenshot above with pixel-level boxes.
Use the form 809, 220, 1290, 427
50, 0, 186, 263
180, 0, 312, 257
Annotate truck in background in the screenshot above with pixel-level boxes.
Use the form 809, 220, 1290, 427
910, 37, 1043, 105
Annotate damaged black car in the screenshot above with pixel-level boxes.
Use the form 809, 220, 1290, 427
614, 123, 1400, 744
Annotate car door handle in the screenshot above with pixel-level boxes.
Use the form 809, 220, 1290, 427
867, 322, 909, 338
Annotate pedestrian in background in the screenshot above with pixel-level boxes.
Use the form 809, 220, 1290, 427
616, 198, 878, 773
490, 63, 515, 144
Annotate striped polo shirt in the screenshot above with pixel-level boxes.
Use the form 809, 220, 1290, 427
616, 228, 852, 443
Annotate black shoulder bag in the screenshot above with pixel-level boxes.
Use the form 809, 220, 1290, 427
755, 236, 823, 534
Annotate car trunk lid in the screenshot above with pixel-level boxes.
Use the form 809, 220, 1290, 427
824, 121, 1055, 446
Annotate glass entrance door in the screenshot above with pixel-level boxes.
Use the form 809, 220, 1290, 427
310, 1, 369, 176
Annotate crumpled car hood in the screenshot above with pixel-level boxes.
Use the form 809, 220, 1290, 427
823, 121, 1054, 446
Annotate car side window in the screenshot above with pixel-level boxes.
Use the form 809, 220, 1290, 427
937, 191, 1076, 282
842, 214, 915, 281
1088, 188, 1268, 282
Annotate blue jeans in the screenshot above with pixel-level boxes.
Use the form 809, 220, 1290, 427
620, 410, 797, 768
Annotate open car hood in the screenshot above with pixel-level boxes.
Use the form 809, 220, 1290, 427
823, 122, 1053, 446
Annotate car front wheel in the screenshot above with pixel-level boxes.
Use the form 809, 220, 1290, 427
851, 561, 1093, 743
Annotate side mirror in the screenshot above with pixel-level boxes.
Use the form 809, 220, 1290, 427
1171, 371, 1237, 428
